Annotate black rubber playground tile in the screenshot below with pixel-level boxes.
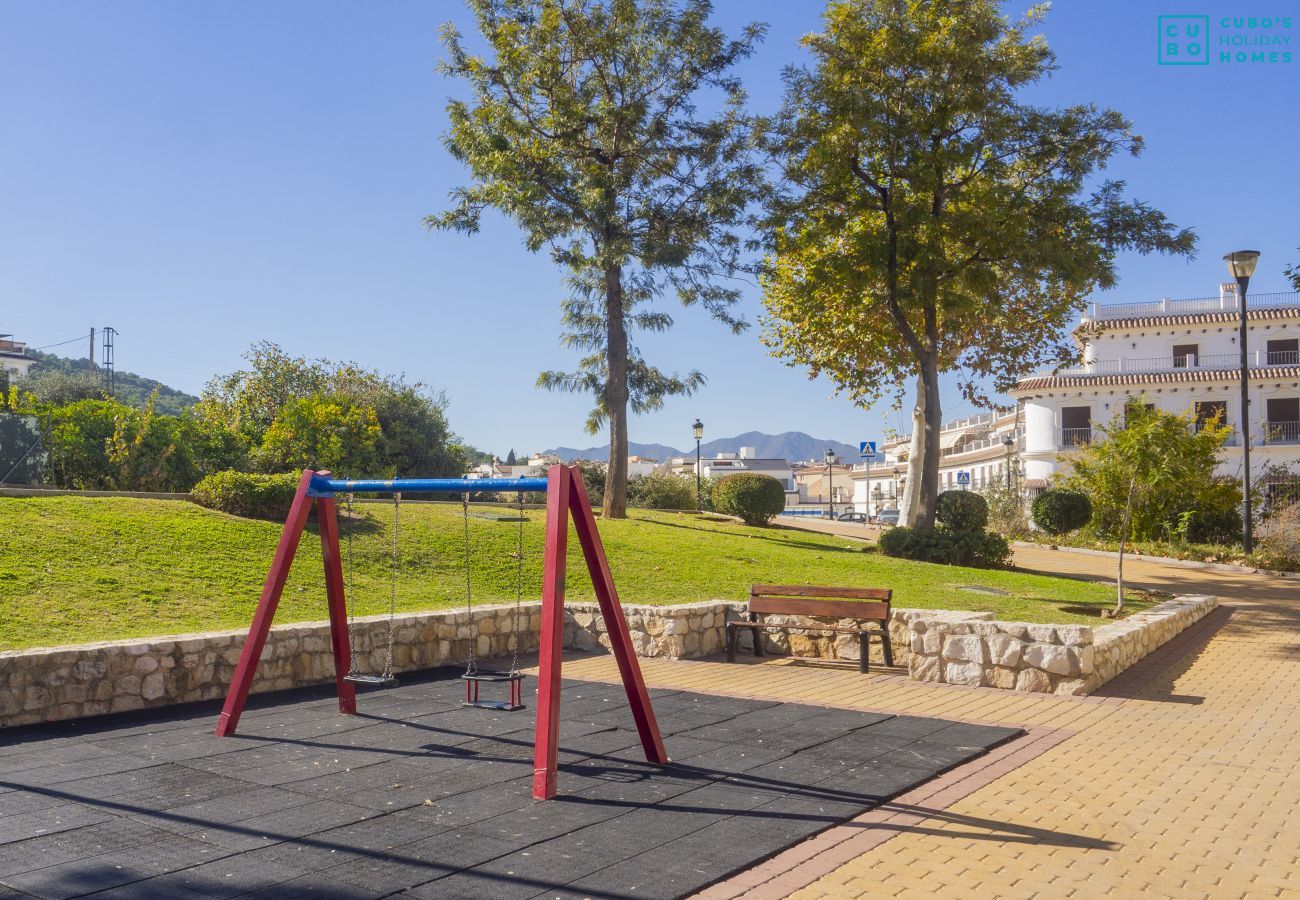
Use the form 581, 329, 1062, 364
0, 669, 1020, 898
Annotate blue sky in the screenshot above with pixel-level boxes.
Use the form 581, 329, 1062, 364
1, 2, 1296, 456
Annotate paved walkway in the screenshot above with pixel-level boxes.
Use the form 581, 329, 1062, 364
560, 547, 1300, 898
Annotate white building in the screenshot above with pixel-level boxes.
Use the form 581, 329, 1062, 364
847, 408, 1022, 517
793, 464, 854, 508
626, 455, 659, 479
0, 336, 34, 379
667, 446, 796, 495
467, 452, 658, 481
1010, 284, 1300, 490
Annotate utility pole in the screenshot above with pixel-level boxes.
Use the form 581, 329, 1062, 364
102, 327, 117, 393
89, 327, 96, 372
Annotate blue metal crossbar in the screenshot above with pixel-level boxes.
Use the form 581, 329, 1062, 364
307, 475, 549, 497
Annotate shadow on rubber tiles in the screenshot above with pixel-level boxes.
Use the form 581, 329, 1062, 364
0, 668, 1020, 899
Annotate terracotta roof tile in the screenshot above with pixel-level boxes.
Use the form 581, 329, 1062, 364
1077, 307, 1300, 331
1013, 365, 1300, 392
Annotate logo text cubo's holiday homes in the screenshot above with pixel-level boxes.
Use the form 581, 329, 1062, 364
1159, 14, 1293, 66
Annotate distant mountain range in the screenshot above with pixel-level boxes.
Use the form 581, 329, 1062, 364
545, 431, 862, 464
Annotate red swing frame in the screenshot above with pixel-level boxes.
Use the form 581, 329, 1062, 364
213, 463, 668, 800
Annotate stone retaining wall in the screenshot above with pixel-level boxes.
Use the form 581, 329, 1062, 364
0, 604, 541, 729
906, 595, 1218, 696
1087, 595, 1219, 692
0, 595, 1218, 726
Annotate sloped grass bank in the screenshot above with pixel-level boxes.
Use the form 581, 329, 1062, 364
0, 497, 1144, 650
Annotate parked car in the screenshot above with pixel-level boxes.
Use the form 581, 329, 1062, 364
874, 508, 900, 526
837, 511, 868, 523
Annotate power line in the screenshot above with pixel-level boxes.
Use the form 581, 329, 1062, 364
28, 335, 88, 351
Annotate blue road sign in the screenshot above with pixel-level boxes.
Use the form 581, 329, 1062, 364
956, 471, 971, 485
859, 441, 877, 458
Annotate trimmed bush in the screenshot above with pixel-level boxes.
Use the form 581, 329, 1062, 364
627, 473, 696, 510
936, 490, 989, 533
877, 525, 1011, 568
712, 473, 787, 526
1032, 488, 1093, 535
192, 470, 300, 520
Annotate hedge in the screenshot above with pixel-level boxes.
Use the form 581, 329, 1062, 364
877, 525, 1011, 568
192, 470, 301, 520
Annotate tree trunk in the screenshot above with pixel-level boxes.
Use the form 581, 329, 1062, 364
898, 383, 925, 527
602, 263, 630, 519
901, 362, 943, 528
1114, 473, 1137, 615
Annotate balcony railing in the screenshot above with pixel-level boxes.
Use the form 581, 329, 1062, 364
1048, 349, 1300, 378
1265, 421, 1300, 444
1084, 291, 1299, 321
939, 407, 1015, 433
1060, 427, 1093, 447
941, 432, 1023, 458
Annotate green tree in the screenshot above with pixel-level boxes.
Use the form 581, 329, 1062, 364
627, 472, 695, 510
761, 0, 1195, 529
579, 460, 607, 506
505, 448, 518, 466
1064, 402, 1238, 612
982, 482, 1029, 538
22, 370, 105, 407
201, 342, 467, 477
430, 0, 767, 518
251, 393, 384, 476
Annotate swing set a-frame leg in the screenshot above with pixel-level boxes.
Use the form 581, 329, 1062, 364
214, 469, 356, 737
532, 464, 667, 800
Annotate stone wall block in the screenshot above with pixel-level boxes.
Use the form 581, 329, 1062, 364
910, 655, 942, 682
1021, 643, 1080, 677
943, 661, 983, 685
942, 635, 988, 665
986, 634, 1023, 668
1015, 668, 1053, 693
1026, 624, 1059, 644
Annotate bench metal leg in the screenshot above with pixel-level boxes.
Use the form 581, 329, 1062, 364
753, 627, 764, 658
858, 632, 869, 674
726, 625, 737, 663
880, 627, 894, 667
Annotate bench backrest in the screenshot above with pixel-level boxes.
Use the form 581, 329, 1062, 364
748, 584, 891, 621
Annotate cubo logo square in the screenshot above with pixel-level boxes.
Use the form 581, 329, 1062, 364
1159, 15, 1210, 64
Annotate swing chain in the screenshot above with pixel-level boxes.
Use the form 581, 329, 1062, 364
344, 493, 360, 677
382, 493, 399, 680
462, 493, 477, 677
509, 491, 524, 676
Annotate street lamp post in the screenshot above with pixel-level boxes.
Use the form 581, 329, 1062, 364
1225, 250, 1261, 554
692, 419, 704, 511
824, 448, 837, 520
1002, 434, 1015, 490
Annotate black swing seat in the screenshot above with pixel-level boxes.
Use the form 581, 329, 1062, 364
462, 670, 526, 711
344, 673, 399, 687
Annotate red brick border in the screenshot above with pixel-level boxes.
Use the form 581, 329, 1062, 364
690, 726, 1076, 899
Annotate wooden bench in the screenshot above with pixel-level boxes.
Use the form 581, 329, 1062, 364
726, 585, 894, 674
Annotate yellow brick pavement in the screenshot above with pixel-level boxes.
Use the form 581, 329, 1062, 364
559, 547, 1300, 898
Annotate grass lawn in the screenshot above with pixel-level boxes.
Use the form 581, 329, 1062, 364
0, 497, 1148, 650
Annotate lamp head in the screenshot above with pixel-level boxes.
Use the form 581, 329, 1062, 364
1002, 434, 1014, 447
1223, 250, 1261, 280
824, 448, 837, 465
692, 419, 704, 441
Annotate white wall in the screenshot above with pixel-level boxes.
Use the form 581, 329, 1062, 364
1019, 381, 1300, 482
